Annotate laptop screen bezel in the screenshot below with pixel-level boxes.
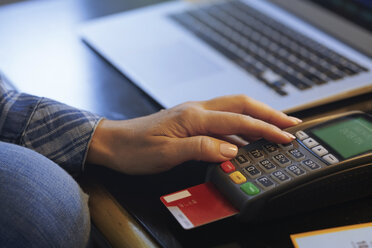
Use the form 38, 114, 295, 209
268, 0, 372, 58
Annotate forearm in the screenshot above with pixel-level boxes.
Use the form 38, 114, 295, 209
0, 79, 101, 176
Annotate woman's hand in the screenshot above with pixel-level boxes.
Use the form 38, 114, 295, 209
86, 95, 301, 174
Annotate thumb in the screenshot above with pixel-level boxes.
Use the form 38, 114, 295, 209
172, 136, 238, 164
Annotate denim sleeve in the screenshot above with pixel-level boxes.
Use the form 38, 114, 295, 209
0, 77, 102, 176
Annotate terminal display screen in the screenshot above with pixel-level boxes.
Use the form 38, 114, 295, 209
309, 116, 372, 159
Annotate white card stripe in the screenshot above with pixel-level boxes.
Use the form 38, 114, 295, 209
163, 190, 191, 203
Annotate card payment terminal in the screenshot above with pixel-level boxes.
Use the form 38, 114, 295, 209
207, 111, 372, 221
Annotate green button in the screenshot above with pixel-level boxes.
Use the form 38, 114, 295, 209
240, 182, 260, 196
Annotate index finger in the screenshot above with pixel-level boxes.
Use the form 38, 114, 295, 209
201, 95, 301, 128
196, 110, 295, 144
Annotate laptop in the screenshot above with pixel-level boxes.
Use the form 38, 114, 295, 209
80, 0, 372, 113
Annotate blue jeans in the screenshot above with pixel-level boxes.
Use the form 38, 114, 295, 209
0, 141, 90, 248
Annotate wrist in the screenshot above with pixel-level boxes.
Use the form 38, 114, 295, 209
86, 119, 115, 167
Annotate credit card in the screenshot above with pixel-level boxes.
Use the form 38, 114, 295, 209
160, 182, 239, 229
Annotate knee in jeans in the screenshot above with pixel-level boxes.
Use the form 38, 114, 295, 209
0, 142, 90, 248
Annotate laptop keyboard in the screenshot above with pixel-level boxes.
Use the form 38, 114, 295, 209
170, 0, 368, 96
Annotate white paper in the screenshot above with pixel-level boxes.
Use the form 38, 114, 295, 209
291, 223, 372, 248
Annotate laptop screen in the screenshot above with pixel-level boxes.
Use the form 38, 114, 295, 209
307, 0, 372, 32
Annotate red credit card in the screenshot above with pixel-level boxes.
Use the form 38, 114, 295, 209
160, 182, 239, 229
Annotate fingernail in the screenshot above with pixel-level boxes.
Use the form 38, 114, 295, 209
282, 131, 296, 140
220, 143, 238, 158
288, 116, 302, 124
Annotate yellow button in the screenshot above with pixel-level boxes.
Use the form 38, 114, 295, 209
229, 171, 247, 184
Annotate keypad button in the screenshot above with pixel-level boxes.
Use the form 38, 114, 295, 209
302, 138, 319, 148
248, 149, 265, 160
279, 142, 293, 149
322, 154, 339, 165
240, 182, 260, 196
295, 131, 309, 140
272, 153, 291, 167
271, 170, 291, 183
256, 176, 275, 189
229, 171, 247, 184
220, 161, 235, 173
312, 145, 328, 157
288, 148, 305, 161
302, 159, 321, 170
244, 165, 262, 178
262, 143, 279, 154
235, 154, 249, 165
287, 164, 306, 177
258, 159, 276, 172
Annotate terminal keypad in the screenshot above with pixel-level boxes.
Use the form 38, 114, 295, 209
218, 129, 340, 197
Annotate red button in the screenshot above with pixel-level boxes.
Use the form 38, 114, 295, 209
220, 161, 235, 173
